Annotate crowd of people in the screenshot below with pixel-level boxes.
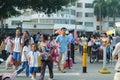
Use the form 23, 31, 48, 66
1, 27, 120, 80
0, 27, 76, 80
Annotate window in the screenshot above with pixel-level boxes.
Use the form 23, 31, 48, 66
85, 3, 93, 8
11, 20, 21, 25
84, 22, 93, 27
71, 9, 75, 15
76, 22, 83, 25
71, 20, 75, 24
85, 13, 93, 17
109, 22, 114, 27
77, 3, 83, 8
76, 12, 82, 17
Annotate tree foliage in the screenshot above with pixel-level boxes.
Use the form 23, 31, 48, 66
93, 0, 120, 27
93, 0, 107, 18
0, 0, 77, 19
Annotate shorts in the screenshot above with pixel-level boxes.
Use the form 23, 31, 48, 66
29, 67, 38, 74
13, 52, 21, 61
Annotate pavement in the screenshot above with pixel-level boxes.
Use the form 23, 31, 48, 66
0, 52, 116, 80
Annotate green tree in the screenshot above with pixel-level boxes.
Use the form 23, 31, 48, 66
93, 0, 120, 30
109, 0, 120, 27
93, 0, 107, 32
0, 0, 21, 33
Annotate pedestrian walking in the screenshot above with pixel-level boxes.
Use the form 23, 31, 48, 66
28, 43, 41, 80
5, 33, 13, 56
14, 39, 30, 77
12, 28, 22, 70
39, 34, 54, 80
56, 27, 71, 73
68, 30, 76, 64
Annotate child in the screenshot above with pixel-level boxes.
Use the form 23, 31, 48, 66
28, 43, 41, 80
14, 39, 30, 77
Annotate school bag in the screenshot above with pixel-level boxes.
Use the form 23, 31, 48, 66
64, 57, 73, 69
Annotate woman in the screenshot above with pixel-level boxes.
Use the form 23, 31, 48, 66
12, 28, 22, 70
100, 33, 110, 63
39, 34, 54, 80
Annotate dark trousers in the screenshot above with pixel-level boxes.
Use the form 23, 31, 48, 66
87, 46, 92, 56
71, 43, 75, 63
39, 61, 53, 80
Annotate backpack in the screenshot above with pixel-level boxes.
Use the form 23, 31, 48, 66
19, 36, 22, 44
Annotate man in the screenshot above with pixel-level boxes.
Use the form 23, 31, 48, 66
56, 27, 71, 73
68, 30, 76, 64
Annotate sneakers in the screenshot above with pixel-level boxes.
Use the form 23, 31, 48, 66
48, 78, 53, 80
31, 77, 36, 80
61, 70, 66, 73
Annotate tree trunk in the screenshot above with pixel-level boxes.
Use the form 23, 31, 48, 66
107, 7, 109, 30
99, 5, 102, 33
0, 17, 4, 35
113, 13, 116, 28
107, 16, 109, 29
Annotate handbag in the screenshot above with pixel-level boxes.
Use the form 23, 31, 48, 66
52, 48, 59, 57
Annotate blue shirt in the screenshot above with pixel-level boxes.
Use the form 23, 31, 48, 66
56, 35, 69, 53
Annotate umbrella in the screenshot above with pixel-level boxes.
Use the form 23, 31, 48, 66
55, 29, 62, 34
55, 29, 69, 34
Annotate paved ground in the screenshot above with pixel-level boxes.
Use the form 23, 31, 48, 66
0, 53, 116, 80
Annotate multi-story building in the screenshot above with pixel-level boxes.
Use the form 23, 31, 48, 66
76, 0, 120, 33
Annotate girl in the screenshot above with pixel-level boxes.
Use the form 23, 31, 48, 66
12, 28, 22, 70
14, 39, 30, 77
28, 43, 41, 80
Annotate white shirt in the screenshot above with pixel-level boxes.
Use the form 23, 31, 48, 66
21, 46, 30, 62
30, 37, 34, 44
5, 37, 13, 52
111, 36, 117, 47
81, 37, 87, 46
28, 51, 40, 67
13, 37, 21, 52
112, 42, 120, 71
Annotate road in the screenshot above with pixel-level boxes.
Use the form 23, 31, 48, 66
0, 52, 115, 80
